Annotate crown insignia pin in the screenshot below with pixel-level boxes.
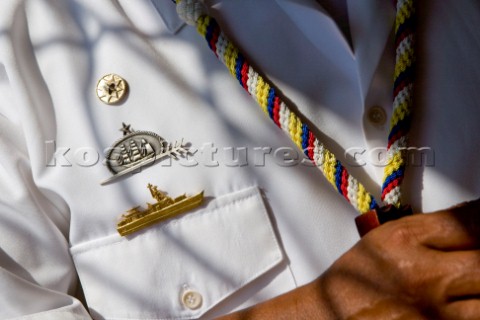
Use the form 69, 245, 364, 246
101, 123, 189, 185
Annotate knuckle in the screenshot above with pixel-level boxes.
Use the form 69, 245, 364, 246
365, 218, 431, 294
384, 217, 424, 247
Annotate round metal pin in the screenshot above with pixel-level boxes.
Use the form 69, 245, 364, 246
96, 73, 128, 105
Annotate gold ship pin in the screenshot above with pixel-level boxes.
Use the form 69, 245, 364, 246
117, 184, 204, 236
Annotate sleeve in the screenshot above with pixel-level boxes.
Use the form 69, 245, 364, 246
0, 1, 91, 319
0, 117, 91, 320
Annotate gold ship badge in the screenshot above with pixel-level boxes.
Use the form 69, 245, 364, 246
117, 184, 204, 236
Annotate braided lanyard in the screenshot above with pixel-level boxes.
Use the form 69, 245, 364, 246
173, 0, 416, 222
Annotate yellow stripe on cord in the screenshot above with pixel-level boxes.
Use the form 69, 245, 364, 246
288, 111, 297, 142
323, 150, 337, 187
394, 47, 415, 80
295, 117, 303, 149
196, 15, 209, 36
395, 0, 414, 33
256, 76, 270, 115
390, 99, 411, 129
224, 42, 237, 76
357, 184, 370, 214
383, 151, 404, 179
289, 113, 302, 149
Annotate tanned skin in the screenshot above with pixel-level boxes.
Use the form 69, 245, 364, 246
218, 199, 480, 320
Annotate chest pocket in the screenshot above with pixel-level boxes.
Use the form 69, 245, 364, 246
70, 186, 285, 319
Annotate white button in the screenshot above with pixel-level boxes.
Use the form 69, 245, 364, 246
367, 106, 387, 126
181, 290, 203, 310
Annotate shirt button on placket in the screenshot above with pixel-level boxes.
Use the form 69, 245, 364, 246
367, 106, 387, 126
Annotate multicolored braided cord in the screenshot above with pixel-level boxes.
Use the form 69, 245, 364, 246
174, 0, 416, 214
382, 0, 416, 207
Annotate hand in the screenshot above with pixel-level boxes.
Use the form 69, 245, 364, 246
218, 199, 480, 320
318, 198, 480, 319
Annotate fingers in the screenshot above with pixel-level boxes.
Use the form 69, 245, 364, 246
444, 269, 480, 300
343, 200, 480, 319
414, 198, 480, 250
441, 300, 480, 320
436, 252, 480, 319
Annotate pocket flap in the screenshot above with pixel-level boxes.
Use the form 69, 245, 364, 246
70, 186, 284, 319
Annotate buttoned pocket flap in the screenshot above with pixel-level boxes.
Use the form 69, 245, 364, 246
70, 186, 284, 319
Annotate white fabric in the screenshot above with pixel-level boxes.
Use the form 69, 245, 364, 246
0, 0, 479, 319
71, 186, 290, 319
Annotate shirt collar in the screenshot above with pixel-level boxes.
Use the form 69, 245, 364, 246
347, 0, 395, 100
119, 0, 394, 101
117, 0, 185, 35
151, 0, 185, 33
263, 0, 395, 100
294, 0, 395, 100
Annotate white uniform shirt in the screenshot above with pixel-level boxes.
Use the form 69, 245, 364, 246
0, 0, 479, 319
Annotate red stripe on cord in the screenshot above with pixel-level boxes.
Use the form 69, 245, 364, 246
393, 78, 410, 97
241, 62, 249, 92
395, 27, 412, 48
308, 131, 315, 162
209, 23, 220, 57
341, 167, 349, 200
387, 130, 405, 149
381, 178, 401, 199
273, 97, 281, 127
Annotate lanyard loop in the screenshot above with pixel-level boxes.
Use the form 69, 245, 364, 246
174, 0, 416, 215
